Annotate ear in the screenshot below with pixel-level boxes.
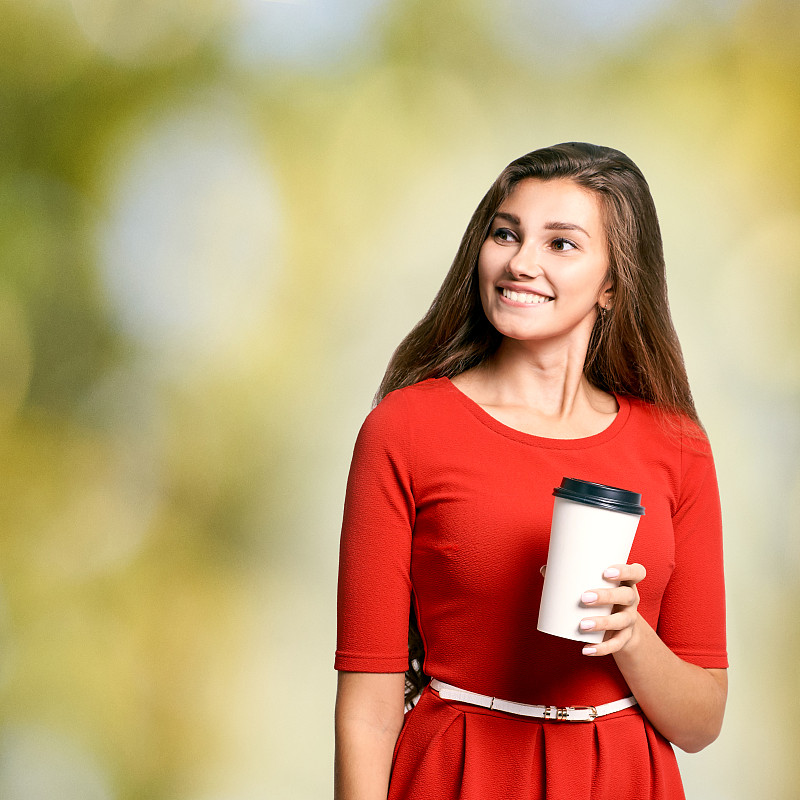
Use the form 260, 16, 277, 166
597, 280, 615, 310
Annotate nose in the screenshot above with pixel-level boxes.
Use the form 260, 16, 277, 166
507, 245, 543, 280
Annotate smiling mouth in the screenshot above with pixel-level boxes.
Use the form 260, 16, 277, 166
500, 288, 553, 305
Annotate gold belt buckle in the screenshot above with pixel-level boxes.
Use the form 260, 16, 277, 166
565, 705, 598, 722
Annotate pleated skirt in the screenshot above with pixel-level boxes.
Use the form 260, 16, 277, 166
389, 685, 685, 800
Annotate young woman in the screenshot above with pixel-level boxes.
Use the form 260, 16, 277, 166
334, 142, 727, 800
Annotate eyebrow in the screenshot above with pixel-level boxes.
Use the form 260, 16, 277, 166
544, 221, 591, 238
493, 212, 521, 225
491, 213, 591, 238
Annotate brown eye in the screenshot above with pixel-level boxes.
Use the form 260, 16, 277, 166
552, 237, 577, 251
493, 227, 517, 243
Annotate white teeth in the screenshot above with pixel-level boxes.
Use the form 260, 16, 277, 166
501, 288, 551, 304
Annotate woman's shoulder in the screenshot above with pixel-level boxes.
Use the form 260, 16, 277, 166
624, 395, 712, 459
362, 377, 450, 429
375, 377, 449, 411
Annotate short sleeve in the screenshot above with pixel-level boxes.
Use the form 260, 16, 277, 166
334, 390, 416, 673
657, 429, 728, 668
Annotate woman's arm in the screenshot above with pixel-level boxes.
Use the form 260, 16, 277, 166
580, 563, 727, 753
334, 671, 406, 800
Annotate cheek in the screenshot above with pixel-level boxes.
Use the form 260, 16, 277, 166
476, 245, 490, 274
477, 242, 504, 283
477, 279, 493, 315
475, 266, 496, 318
476, 254, 493, 293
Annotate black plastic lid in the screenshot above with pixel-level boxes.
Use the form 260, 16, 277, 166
553, 477, 645, 516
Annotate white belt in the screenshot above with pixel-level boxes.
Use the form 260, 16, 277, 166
430, 679, 637, 723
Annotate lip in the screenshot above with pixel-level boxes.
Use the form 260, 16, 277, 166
497, 289, 553, 309
496, 282, 553, 299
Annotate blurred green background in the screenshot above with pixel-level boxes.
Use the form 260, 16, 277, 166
0, 0, 798, 797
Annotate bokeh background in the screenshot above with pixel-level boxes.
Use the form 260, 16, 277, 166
0, 0, 798, 797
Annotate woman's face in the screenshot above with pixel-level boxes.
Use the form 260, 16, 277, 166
477, 178, 612, 346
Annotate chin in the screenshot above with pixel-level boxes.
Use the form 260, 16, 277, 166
494, 325, 548, 342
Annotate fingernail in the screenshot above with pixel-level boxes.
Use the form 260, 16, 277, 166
582, 646, 597, 656
604, 568, 620, 579
581, 592, 598, 604
580, 619, 596, 631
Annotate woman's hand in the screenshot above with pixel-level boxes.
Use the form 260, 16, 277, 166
578, 563, 647, 657
540, 560, 726, 751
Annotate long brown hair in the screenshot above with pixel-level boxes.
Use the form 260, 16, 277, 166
374, 142, 702, 704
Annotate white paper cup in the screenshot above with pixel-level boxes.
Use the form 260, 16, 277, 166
537, 478, 645, 644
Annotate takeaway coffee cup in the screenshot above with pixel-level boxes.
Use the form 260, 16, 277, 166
537, 478, 646, 644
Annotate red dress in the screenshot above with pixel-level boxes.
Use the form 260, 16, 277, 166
335, 377, 727, 800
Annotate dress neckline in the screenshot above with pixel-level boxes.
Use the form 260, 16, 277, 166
439, 376, 630, 449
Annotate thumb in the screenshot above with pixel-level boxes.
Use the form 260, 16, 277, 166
539, 565, 547, 578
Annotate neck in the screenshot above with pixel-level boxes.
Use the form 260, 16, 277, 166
479, 334, 608, 418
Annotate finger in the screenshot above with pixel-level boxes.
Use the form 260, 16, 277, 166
582, 630, 631, 657
580, 586, 637, 608
603, 563, 646, 585
579, 608, 635, 634
539, 565, 547, 578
